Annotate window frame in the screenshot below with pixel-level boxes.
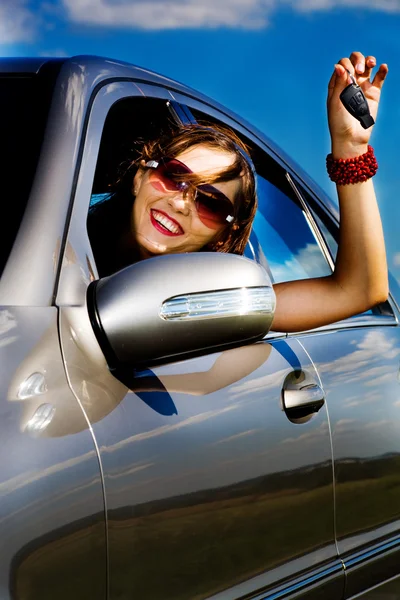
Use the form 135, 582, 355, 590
56, 81, 182, 306
285, 172, 335, 272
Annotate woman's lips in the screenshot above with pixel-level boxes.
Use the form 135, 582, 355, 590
150, 209, 184, 237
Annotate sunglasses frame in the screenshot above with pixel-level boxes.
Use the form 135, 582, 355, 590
144, 157, 235, 229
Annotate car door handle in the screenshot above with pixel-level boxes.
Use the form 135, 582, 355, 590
281, 371, 325, 422
283, 383, 325, 411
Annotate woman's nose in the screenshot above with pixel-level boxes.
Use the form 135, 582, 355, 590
167, 191, 192, 215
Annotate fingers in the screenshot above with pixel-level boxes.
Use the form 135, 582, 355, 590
327, 63, 348, 102
372, 63, 389, 89
338, 51, 386, 82
338, 56, 356, 80
361, 55, 376, 78
332, 52, 388, 93
329, 52, 389, 103
348, 51, 376, 77
351, 51, 365, 74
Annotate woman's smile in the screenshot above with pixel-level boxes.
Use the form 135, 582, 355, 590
150, 209, 184, 236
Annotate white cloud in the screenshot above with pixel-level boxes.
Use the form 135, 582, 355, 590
293, 0, 400, 12
365, 372, 396, 386
363, 419, 390, 429
335, 418, 356, 430
0, 0, 38, 44
0, 450, 96, 498
281, 419, 329, 444
346, 391, 380, 407
210, 428, 260, 445
318, 329, 399, 378
103, 404, 240, 452
270, 243, 330, 283
1, 0, 396, 38
61, 0, 274, 30
394, 253, 400, 267
61, 0, 400, 30
0, 0, 397, 40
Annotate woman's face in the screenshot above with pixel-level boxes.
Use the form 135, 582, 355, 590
131, 145, 241, 259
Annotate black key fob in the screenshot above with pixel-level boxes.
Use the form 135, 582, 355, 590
340, 78, 374, 129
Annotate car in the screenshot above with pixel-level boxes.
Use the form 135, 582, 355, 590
1, 54, 400, 600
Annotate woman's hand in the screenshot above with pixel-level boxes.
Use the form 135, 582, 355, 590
327, 51, 388, 158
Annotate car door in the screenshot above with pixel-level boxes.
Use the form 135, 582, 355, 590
0, 310, 107, 600
56, 83, 344, 600
182, 97, 400, 598
0, 65, 107, 600
285, 179, 400, 599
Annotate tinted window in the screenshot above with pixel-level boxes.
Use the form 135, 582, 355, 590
295, 182, 390, 318
252, 171, 331, 284
295, 183, 338, 262
0, 67, 60, 275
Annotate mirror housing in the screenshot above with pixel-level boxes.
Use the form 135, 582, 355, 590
87, 253, 275, 370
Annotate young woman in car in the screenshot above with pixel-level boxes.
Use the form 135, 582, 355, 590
88, 50, 389, 335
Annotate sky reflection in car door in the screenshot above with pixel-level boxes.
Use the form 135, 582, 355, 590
298, 325, 400, 553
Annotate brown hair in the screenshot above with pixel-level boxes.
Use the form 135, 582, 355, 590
116, 123, 257, 255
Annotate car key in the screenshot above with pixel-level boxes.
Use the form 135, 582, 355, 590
340, 70, 374, 129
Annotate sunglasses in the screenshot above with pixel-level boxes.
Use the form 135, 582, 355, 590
144, 157, 235, 230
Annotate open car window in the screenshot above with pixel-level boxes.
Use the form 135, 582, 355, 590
87, 97, 181, 277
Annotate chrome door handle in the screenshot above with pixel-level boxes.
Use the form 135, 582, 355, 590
283, 383, 325, 411
281, 371, 325, 423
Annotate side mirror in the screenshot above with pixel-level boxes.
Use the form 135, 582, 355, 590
87, 253, 275, 376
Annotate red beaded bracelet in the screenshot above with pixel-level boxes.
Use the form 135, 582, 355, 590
326, 145, 378, 185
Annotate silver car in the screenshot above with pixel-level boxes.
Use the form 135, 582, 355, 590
1, 55, 400, 600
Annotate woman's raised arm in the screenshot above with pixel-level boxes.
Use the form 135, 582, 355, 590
271, 51, 389, 333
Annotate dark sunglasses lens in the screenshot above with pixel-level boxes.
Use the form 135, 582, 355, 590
151, 159, 233, 229
196, 186, 233, 229
158, 159, 190, 191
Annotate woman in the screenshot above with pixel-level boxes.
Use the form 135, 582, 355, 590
89, 51, 389, 334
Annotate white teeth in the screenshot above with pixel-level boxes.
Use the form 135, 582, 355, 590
153, 211, 180, 234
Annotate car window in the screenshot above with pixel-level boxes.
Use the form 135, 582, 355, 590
311, 210, 338, 262
294, 183, 339, 262
87, 96, 180, 277
0, 69, 60, 276
252, 172, 332, 283
294, 181, 397, 319
90, 96, 178, 197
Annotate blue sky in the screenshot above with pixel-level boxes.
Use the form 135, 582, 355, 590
2, 0, 399, 282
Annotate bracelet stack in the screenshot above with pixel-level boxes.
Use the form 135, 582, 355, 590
326, 145, 378, 185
